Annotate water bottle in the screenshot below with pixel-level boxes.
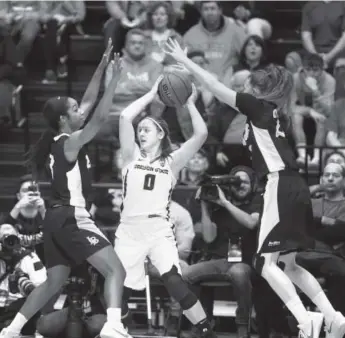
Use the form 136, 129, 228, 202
66, 292, 84, 338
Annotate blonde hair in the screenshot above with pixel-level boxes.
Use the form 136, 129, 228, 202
250, 64, 293, 118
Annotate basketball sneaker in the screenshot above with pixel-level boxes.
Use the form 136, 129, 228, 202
325, 311, 345, 338
99, 321, 133, 338
0, 327, 19, 338
298, 311, 324, 338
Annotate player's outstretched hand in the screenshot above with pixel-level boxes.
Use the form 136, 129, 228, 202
111, 53, 123, 75
164, 38, 188, 64
102, 38, 113, 65
186, 83, 198, 105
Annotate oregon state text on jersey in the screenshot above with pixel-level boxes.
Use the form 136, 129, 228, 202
236, 93, 298, 179
48, 134, 92, 208
120, 155, 176, 222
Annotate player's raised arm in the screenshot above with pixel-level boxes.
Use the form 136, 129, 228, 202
164, 38, 237, 109
79, 39, 114, 119
170, 84, 208, 175
64, 54, 123, 162
119, 75, 163, 167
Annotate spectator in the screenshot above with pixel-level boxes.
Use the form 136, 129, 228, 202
300, 1, 345, 72
0, 27, 20, 140
183, 1, 247, 84
183, 166, 261, 338
309, 151, 345, 198
112, 147, 124, 183
42, 1, 86, 84
0, 223, 46, 336
291, 53, 335, 167
98, 28, 163, 143
37, 263, 106, 338
180, 148, 210, 186
232, 35, 266, 75
326, 92, 345, 155
5, 175, 45, 262
231, 2, 272, 41
146, 1, 184, 67
297, 162, 345, 315
0, 1, 44, 65
103, 1, 149, 55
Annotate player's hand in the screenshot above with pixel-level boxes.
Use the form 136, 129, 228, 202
110, 53, 122, 75
164, 38, 188, 64
186, 83, 198, 105
150, 75, 164, 95
102, 38, 113, 66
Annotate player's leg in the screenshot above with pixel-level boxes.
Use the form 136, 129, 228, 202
1, 218, 71, 337
255, 174, 315, 337
149, 233, 216, 338
255, 252, 315, 336
61, 207, 129, 338
280, 252, 345, 338
114, 230, 149, 326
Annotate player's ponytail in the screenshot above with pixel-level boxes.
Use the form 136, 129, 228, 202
26, 96, 69, 180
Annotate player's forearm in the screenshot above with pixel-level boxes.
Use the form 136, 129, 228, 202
80, 58, 108, 119
91, 71, 121, 124
185, 101, 208, 138
120, 91, 155, 122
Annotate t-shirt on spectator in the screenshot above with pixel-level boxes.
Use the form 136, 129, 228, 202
98, 29, 163, 142
183, 1, 246, 83
301, 1, 345, 67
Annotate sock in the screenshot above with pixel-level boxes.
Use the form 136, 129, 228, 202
107, 308, 122, 324
312, 291, 337, 325
286, 297, 311, 333
196, 318, 212, 334
7, 313, 28, 333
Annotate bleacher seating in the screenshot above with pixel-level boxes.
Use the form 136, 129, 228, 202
0, 0, 307, 209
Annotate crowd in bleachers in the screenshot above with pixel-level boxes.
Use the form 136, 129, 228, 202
1, 1, 345, 338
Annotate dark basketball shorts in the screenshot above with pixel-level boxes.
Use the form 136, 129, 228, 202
257, 170, 314, 254
44, 205, 111, 269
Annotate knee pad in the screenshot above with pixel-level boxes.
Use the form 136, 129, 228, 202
161, 266, 197, 310
253, 254, 265, 275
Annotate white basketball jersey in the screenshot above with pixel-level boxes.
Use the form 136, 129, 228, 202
120, 155, 177, 223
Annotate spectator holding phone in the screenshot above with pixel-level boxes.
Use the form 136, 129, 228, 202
4, 175, 45, 261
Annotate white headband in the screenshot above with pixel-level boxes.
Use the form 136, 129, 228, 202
145, 117, 165, 136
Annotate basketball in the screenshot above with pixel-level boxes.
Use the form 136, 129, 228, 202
158, 72, 193, 107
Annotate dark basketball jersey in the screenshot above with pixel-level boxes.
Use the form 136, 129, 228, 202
48, 133, 92, 208
236, 93, 298, 179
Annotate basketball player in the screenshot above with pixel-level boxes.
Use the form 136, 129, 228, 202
116, 77, 216, 338
0, 49, 130, 338
164, 38, 345, 338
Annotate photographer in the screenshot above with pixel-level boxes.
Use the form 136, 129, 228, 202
37, 263, 107, 338
182, 166, 261, 338
5, 175, 45, 261
0, 223, 46, 335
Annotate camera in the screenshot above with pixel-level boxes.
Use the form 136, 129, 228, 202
27, 182, 39, 196
0, 234, 20, 251
198, 175, 242, 202
9, 269, 35, 296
